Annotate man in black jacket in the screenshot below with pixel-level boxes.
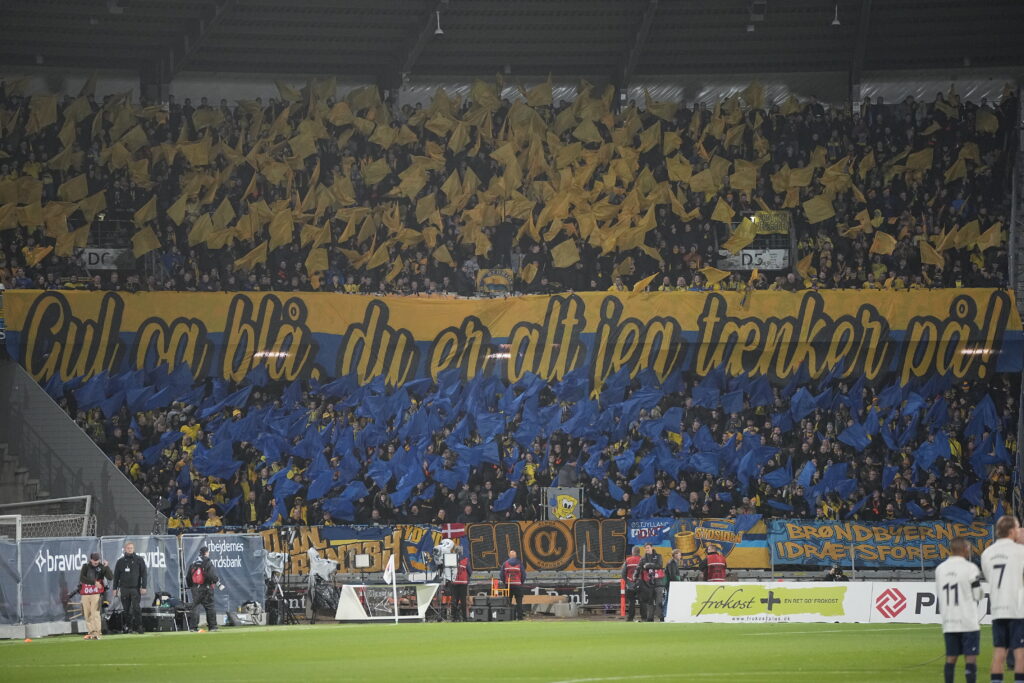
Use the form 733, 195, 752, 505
113, 542, 148, 634
188, 546, 222, 631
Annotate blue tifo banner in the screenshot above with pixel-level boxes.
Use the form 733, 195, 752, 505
767, 519, 995, 567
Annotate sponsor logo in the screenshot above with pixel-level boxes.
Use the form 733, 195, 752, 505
138, 551, 167, 569
875, 587, 907, 618
691, 584, 847, 618
33, 548, 90, 573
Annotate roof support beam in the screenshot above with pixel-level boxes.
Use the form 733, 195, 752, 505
849, 0, 872, 106
159, 0, 237, 81
384, 0, 446, 89
617, 0, 658, 94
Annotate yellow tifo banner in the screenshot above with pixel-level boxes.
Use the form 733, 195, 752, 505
2, 288, 1020, 389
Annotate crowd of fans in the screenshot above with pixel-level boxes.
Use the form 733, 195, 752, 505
0, 78, 1016, 294
49, 360, 1018, 531
2, 76, 1019, 530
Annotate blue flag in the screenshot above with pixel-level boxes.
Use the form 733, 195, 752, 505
493, 486, 517, 512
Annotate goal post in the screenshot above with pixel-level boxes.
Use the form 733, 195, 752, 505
0, 496, 96, 538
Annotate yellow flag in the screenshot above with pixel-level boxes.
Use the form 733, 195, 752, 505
550, 239, 580, 268
919, 240, 944, 267
794, 252, 814, 278
939, 225, 959, 251
523, 77, 553, 107
956, 220, 980, 249
268, 209, 294, 250
699, 266, 730, 286
710, 197, 735, 223
869, 231, 897, 255
24, 245, 53, 267
57, 174, 89, 203
976, 109, 999, 134
362, 158, 391, 186
433, 244, 455, 267
632, 272, 659, 293
520, 261, 539, 284
384, 256, 404, 283
944, 158, 967, 184
55, 224, 89, 257
133, 196, 157, 226
572, 120, 603, 144
920, 121, 941, 136
305, 244, 328, 276
131, 226, 161, 258
722, 217, 757, 254
638, 122, 661, 153
905, 148, 934, 171
802, 195, 835, 224
366, 242, 390, 270
976, 222, 1003, 251
212, 196, 236, 230
779, 95, 802, 116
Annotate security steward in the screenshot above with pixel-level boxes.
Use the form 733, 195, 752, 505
702, 544, 728, 582
450, 547, 472, 621
501, 550, 526, 620
113, 541, 148, 634
621, 546, 642, 622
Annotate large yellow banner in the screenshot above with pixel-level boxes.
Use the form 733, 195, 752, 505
3, 289, 1021, 389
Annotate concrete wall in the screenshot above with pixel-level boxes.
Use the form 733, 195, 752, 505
0, 360, 163, 535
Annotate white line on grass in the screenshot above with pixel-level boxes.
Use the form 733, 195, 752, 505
735, 625, 932, 636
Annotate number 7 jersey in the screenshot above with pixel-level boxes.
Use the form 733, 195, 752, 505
935, 554, 984, 632
981, 538, 1024, 620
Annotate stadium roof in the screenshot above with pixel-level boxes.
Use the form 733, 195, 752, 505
2, 0, 1023, 87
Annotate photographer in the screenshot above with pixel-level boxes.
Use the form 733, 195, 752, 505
78, 552, 112, 640
640, 543, 667, 622
824, 564, 849, 582
187, 546, 223, 631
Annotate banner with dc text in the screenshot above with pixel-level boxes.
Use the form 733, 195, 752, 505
768, 519, 995, 568
4, 289, 1021, 390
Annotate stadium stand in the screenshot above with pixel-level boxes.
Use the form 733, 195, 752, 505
0, 80, 1015, 295
0, 78, 1019, 531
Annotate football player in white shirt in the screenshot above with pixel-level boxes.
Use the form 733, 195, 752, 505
936, 537, 984, 683
981, 515, 1024, 683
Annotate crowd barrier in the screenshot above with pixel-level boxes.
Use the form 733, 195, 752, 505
0, 534, 265, 626
665, 581, 995, 624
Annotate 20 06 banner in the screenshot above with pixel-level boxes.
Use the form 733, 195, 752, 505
261, 520, 627, 575
4, 289, 1021, 390
768, 519, 995, 568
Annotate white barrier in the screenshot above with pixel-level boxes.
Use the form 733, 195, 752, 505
666, 581, 994, 625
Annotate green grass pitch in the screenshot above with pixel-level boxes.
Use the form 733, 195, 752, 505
0, 621, 988, 682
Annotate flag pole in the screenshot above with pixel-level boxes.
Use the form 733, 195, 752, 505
389, 554, 399, 625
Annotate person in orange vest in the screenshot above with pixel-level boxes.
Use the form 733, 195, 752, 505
621, 546, 642, 622
450, 546, 472, 622
703, 544, 728, 582
501, 549, 526, 620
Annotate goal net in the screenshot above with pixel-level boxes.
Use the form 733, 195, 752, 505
0, 496, 96, 541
